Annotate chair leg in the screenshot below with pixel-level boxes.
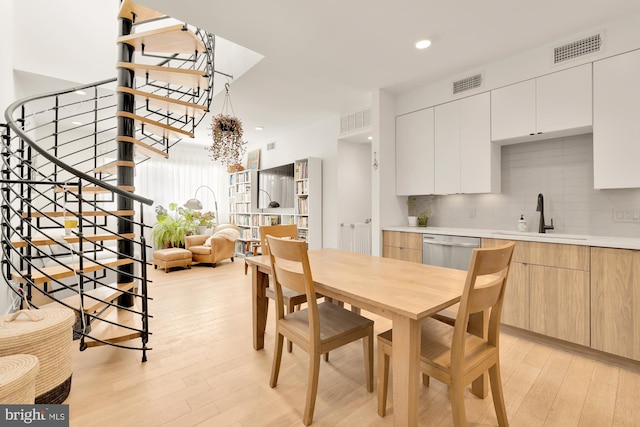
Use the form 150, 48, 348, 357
363, 332, 373, 392
269, 332, 284, 388
303, 352, 321, 426
377, 341, 390, 417
489, 362, 508, 426
449, 376, 468, 427
287, 303, 295, 353
244, 260, 249, 275
422, 373, 430, 386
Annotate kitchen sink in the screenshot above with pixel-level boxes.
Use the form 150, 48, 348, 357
492, 230, 588, 241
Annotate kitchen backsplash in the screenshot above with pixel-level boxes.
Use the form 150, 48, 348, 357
410, 133, 640, 238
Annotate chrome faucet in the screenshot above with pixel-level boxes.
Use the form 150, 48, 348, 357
536, 193, 554, 233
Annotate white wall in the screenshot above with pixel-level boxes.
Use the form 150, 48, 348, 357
247, 116, 340, 248
372, 89, 405, 255
1, 0, 14, 113
13, 0, 118, 85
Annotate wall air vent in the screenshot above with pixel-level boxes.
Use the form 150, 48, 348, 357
554, 33, 602, 64
452, 73, 483, 95
339, 106, 371, 136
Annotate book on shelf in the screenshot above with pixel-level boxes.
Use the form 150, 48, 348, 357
297, 216, 309, 228
295, 160, 308, 180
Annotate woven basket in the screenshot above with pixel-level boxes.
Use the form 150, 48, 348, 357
0, 308, 75, 404
0, 354, 39, 404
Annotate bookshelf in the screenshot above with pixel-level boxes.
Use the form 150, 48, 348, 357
228, 157, 322, 256
295, 157, 322, 249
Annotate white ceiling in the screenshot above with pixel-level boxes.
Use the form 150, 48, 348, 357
19, 1, 640, 147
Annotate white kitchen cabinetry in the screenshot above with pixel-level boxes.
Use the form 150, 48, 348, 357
491, 64, 592, 144
593, 49, 640, 189
395, 108, 434, 195
435, 92, 499, 194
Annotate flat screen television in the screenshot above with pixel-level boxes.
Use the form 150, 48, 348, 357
258, 163, 295, 209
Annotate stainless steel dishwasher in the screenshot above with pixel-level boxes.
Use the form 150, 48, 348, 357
422, 234, 481, 271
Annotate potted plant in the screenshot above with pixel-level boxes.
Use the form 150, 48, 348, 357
152, 203, 197, 248
418, 210, 432, 227
191, 211, 215, 235
207, 114, 247, 166
407, 197, 418, 226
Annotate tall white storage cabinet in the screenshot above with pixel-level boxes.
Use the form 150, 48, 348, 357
395, 108, 434, 195
593, 49, 640, 189
435, 92, 498, 194
295, 157, 322, 249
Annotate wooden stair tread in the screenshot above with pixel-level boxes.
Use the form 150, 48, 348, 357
23, 210, 135, 219
116, 136, 169, 159
54, 185, 135, 194
117, 111, 194, 139
116, 62, 209, 90
117, 87, 207, 118
84, 300, 144, 348
12, 258, 135, 284
118, 0, 164, 23
93, 160, 136, 175
11, 233, 136, 248
41, 281, 136, 313
118, 24, 206, 55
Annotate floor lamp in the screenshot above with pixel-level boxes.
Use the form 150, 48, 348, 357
184, 185, 219, 226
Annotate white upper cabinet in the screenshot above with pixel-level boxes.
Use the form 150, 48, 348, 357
395, 107, 434, 195
491, 64, 592, 144
593, 49, 640, 189
461, 92, 500, 193
491, 79, 536, 142
435, 92, 499, 194
435, 101, 461, 194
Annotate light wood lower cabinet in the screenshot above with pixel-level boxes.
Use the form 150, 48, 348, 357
529, 265, 590, 346
501, 261, 529, 330
382, 231, 422, 263
591, 247, 640, 360
482, 238, 590, 346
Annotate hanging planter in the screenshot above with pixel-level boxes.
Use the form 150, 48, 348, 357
207, 83, 247, 166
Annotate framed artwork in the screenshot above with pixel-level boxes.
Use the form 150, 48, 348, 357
246, 149, 260, 170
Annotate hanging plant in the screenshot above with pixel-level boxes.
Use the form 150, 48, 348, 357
207, 83, 247, 166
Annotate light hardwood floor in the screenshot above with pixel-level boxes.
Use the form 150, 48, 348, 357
66, 259, 640, 426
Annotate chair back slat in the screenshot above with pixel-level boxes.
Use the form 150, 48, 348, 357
260, 224, 298, 256
267, 236, 320, 339
452, 242, 515, 363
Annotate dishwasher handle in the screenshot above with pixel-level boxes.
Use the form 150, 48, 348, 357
422, 239, 479, 248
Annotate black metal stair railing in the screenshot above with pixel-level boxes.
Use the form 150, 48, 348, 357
1, 19, 215, 361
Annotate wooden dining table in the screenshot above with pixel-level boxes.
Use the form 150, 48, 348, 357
245, 248, 487, 427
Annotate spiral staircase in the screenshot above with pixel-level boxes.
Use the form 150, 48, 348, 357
1, 0, 215, 362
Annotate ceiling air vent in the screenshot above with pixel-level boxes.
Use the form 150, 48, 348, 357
339, 107, 371, 136
554, 33, 602, 64
452, 73, 483, 95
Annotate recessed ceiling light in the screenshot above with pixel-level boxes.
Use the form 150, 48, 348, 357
255, 126, 264, 131
367, 136, 373, 141
74, 90, 86, 96
72, 121, 83, 125
415, 39, 432, 50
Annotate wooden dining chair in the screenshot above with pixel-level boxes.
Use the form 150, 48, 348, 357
267, 235, 374, 426
256, 224, 307, 353
377, 241, 515, 427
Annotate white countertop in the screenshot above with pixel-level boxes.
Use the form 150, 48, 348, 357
383, 226, 640, 250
